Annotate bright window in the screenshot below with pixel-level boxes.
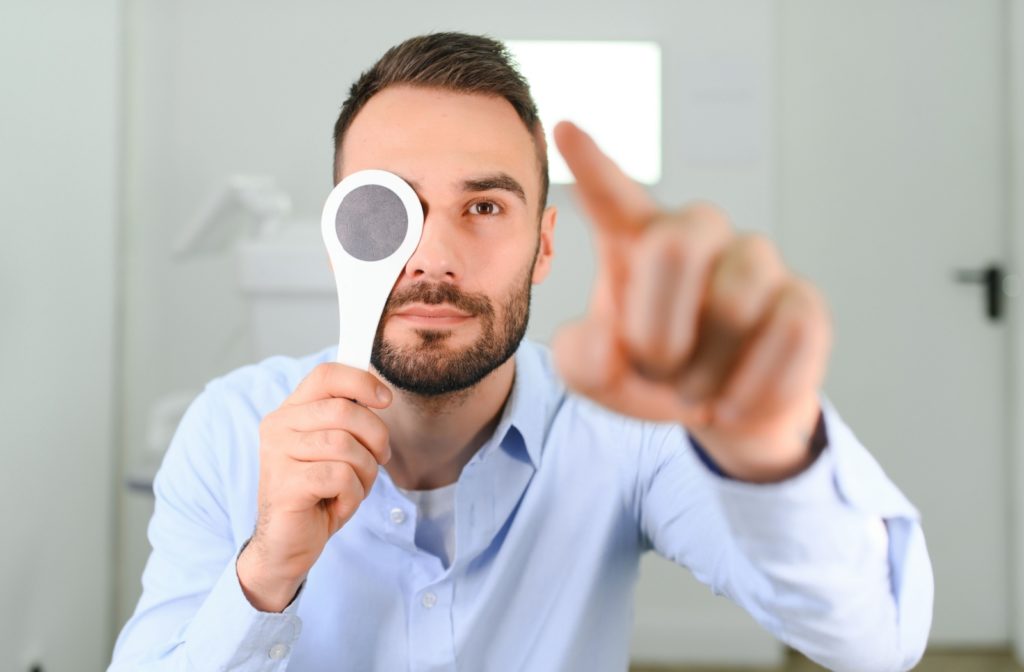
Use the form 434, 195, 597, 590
505, 40, 662, 185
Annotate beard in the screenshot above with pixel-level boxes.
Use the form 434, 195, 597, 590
370, 266, 532, 397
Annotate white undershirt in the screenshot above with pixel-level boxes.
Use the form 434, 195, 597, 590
396, 482, 458, 569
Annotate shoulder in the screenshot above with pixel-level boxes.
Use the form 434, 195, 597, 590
155, 344, 337, 497
159, 344, 337, 472
200, 343, 338, 420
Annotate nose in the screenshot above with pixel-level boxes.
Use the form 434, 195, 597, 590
403, 212, 462, 283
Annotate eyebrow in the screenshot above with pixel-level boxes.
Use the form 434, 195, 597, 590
461, 173, 527, 205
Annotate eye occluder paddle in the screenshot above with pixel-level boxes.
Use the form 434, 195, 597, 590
321, 169, 424, 370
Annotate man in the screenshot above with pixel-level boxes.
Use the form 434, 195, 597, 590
110, 32, 933, 671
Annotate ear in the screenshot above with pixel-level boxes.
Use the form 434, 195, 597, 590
531, 205, 557, 285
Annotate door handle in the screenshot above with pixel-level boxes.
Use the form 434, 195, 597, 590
954, 263, 1014, 321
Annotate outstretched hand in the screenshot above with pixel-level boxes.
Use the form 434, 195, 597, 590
551, 121, 831, 483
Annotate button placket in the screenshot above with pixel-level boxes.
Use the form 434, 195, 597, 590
408, 580, 455, 668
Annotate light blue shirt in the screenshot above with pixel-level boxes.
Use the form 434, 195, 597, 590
110, 339, 933, 671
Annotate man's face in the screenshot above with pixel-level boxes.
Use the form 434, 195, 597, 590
337, 85, 557, 396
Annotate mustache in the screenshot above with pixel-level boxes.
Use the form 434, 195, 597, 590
383, 282, 493, 318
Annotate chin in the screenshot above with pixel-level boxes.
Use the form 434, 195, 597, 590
387, 323, 477, 350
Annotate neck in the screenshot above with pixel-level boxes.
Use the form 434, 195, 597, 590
374, 356, 516, 491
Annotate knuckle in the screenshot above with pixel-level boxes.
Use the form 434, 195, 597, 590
360, 439, 380, 469
258, 417, 271, 444
363, 459, 379, 486
341, 465, 366, 498
631, 337, 684, 380
333, 492, 359, 520
328, 399, 352, 426
785, 321, 812, 353
710, 289, 757, 329
734, 234, 779, 271
259, 407, 280, 431
783, 281, 829, 327
339, 431, 364, 461
353, 458, 377, 492
717, 235, 782, 296
367, 419, 390, 455
646, 223, 693, 264
310, 362, 332, 385
645, 208, 734, 273
306, 461, 335, 487
780, 303, 820, 350
258, 415, 283, 454
682, 200, 732, 237
321, 430, 347, 457
327, 432, 369, 473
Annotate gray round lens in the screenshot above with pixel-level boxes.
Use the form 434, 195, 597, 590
335, 184, 408, 262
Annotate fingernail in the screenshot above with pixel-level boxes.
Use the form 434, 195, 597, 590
376, 385, 391, 404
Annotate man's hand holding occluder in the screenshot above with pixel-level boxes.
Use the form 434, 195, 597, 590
236, 363, 393, 612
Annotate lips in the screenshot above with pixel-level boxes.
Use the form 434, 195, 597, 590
393, 304, 473, 319
389, 303, 475, 328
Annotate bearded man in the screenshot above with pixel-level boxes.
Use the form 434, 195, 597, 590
110, 32, 933, 672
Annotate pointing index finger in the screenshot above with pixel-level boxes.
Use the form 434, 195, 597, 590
553, 120, 660, 233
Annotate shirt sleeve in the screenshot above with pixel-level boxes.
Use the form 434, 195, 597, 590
635, 396, 934, 672
108, 386, 304, 671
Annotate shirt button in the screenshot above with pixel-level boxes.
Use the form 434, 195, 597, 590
268, 643, 289, 660
421, 591, 438, 609
389, 508, 407, 524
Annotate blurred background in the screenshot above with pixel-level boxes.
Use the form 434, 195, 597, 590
3, 0, 1024, 670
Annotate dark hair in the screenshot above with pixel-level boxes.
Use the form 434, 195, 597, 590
332, 32, 549, 213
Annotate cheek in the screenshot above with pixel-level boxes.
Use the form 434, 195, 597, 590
465, 228, 537, 283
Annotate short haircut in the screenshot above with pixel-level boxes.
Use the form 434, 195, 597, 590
332, 32, 549, 214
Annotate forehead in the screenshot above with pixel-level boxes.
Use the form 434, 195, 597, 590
339, 85, 540, 199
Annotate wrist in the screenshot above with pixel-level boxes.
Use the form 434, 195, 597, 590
692, 399, 826, 484
721, 441, 818, 483
236, 539, 306, 613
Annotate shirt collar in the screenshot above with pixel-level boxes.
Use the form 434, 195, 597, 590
488, 339, 559, 468
321, 338, 557, 468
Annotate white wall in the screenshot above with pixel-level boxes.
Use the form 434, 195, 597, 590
0, 1, 120, 671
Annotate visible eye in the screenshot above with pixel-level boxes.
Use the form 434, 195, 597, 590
468, 200, 502, 216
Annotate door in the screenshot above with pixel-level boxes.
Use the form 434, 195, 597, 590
779, 0, 1010, 645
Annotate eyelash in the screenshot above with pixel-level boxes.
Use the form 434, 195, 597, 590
468, 200, 503, 216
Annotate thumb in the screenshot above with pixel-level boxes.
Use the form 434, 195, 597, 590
551, 318, 624, 396
553, 317, 713, 427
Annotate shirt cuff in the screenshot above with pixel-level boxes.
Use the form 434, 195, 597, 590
688, 406, 828, 481
691, 396, 931, 670
694, 395, 919, 556
688, 396, 917, 513
180, 539, 304, 670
